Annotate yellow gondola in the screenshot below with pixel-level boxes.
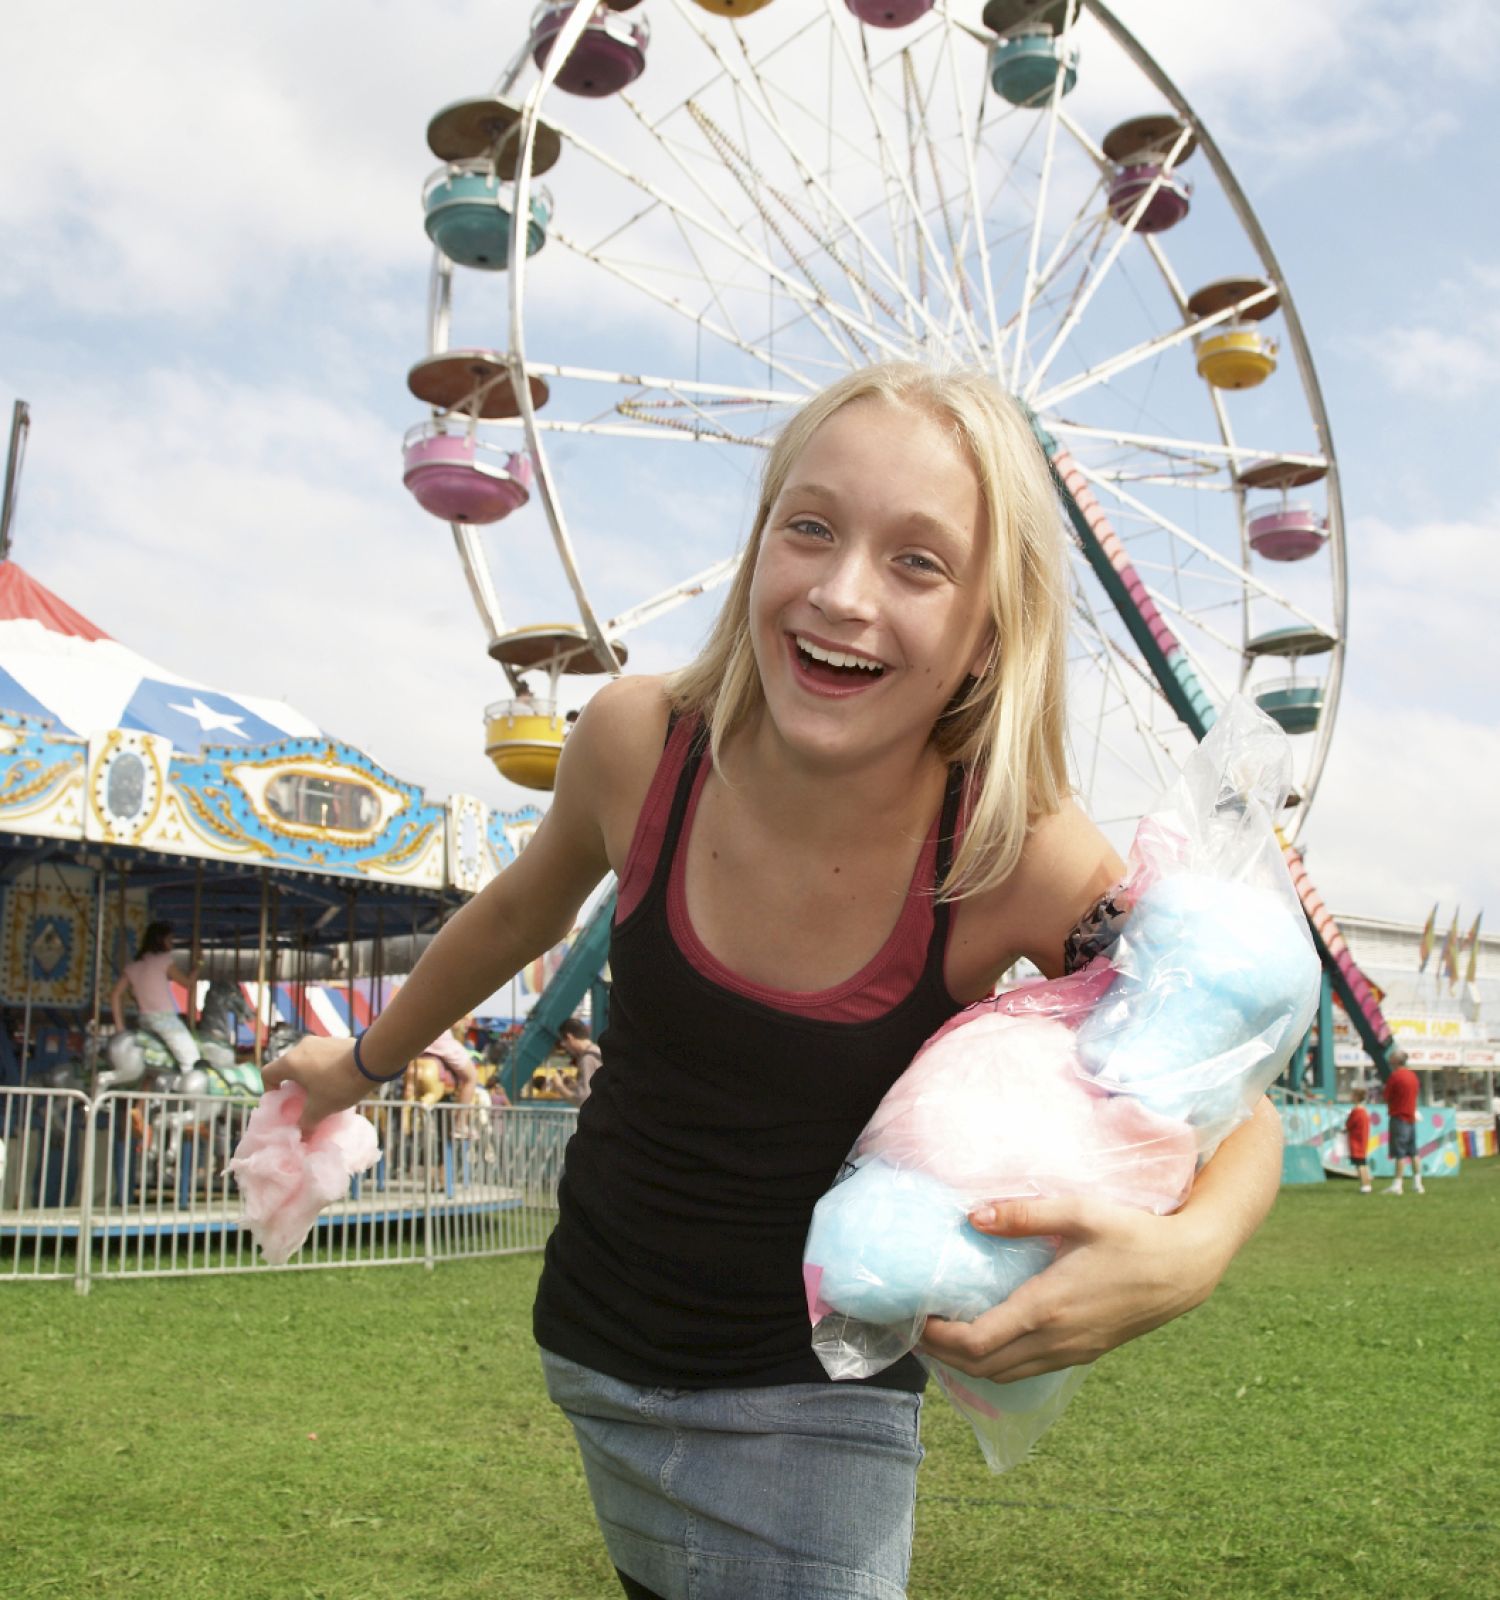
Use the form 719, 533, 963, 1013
1194, 327, 1278, 390
484, 699, 567, 791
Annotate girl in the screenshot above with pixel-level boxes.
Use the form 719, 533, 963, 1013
111, 920, 201, 1073
268, 363, 1282, 1600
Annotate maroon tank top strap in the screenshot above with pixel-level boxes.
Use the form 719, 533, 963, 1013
615, 711, 702, 926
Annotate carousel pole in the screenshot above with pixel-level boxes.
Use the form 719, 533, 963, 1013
346, 889, 357, 1042
188, 862, 203, 1027
268, 880, 282, 1049
87, 861, 107, 1096
253, 870, 269, 1073
374, 903, 385, 1025
17, 858, 38, 1085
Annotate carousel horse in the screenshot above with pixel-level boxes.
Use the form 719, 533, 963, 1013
398, 1052, 503, 1156
98, 979, 260, 1096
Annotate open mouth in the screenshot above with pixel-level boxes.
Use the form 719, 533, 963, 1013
791, 634, 887, 690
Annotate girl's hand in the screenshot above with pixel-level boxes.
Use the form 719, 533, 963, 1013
261, 1036, 372, 1136
917, 1195, 1227, 1382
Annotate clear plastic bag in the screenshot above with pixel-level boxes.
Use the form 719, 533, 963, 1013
803, 697, 1321, 1471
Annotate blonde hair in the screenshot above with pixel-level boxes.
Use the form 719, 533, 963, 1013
668, 362, 1071, 900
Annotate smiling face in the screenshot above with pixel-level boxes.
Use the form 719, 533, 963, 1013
747, 395, 995, 771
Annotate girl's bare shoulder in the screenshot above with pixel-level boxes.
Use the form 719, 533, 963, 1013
948, 798, 1126, 995
559, 675, 677, 866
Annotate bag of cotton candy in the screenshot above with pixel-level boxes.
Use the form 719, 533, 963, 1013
802, 695, 1320, 1470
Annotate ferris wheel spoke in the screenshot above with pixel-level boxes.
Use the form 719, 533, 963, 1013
1048, 420, 1326, 473
671, 0, 962, 358
826, 5, 986, 361
682, 99, 886, 348
613, 93, 770, 351
1068, 606, 1181, 802
1033, 280, 1275, 412
1007, 0, 1079, 388
493, 414, 766, 446
898, 48, 975, 335
605, 557, 740, 639
548, 231, 820, 397
1022, 126, 1194, 403
1073, 464, 1336, 634
518, 360, 805, 409
552, 118, 907, 370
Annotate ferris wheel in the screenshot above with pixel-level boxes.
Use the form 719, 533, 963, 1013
400, 0, 1346, 848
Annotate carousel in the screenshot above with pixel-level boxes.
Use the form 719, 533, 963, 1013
0, 457, 557, 1279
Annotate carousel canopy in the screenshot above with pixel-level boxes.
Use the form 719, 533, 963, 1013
0, 561, 321, 749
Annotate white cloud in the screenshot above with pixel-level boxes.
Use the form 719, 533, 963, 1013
1358, 262, 1500, 398
1302, 697, 1500, 922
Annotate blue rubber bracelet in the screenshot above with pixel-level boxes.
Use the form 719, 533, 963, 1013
352, 1032, 404, 1084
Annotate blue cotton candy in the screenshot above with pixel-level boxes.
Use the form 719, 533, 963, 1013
807, 1160, 1054, 1327
1077, 874, 1318, 1120
1126, 875, 1317, 1025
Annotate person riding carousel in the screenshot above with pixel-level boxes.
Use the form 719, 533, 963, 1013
110, 921, 202, 1074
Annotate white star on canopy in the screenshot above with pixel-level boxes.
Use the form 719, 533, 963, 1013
167, 695, 249, 737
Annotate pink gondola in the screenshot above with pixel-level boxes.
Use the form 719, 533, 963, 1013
402, 424, 533, 524
530, 3, 649, 98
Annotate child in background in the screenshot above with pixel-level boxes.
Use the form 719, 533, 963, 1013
266, 362, 1285, 1600
1346, 1085, 1371, 1192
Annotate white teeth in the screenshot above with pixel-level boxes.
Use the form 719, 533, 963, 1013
796, 635, 884, 673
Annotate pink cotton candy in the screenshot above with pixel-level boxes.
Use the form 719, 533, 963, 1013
856, 1008, 1197, 1212
227, 1083, 380, 1265
1083, 1092, 1197, 1215
858, 1013, 1104, 1198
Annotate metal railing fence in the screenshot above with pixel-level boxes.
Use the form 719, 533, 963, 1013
0, 1086, 571, 1291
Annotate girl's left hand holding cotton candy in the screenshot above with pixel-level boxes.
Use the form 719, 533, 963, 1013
227, 1081, 380, 1264
917, 1177, 1238, 1382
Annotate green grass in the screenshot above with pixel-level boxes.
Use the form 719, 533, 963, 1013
3, 1164, 1498, 1599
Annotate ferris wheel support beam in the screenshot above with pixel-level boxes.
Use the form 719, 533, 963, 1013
1048, 441, 1215, 738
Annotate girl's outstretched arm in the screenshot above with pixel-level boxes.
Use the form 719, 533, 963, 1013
263, 683, 636, 1132
918, 1095, 1283, 1381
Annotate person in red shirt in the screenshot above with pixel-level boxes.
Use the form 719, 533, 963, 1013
1382, 1049, 1424, 1195
1345, 1085, 1372, 1193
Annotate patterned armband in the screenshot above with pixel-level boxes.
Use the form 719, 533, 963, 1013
1061, 884, 1131, 975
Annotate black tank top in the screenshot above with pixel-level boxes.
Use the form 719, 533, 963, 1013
532, 723, 966, 1391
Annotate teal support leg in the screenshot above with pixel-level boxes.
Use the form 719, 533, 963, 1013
589, 977, 610, 1040
1315, 969, 1336, 1098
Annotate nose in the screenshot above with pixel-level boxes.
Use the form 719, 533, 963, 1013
807, 543, 879, 625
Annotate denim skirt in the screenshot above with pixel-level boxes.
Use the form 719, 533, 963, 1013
540, 1348, 925, 1600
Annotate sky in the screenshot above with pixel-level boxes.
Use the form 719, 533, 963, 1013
2, 0, 1497, 932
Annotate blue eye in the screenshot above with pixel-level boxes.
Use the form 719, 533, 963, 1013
901, 552, 943, 575
790, 518, 832, 539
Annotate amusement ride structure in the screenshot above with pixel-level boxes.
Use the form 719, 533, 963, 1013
400, 0, 1392, 1072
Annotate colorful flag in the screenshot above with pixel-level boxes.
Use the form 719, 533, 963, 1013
1417, 903, 1438, 971
1441, 907, 1461, 990
1464, 911, 1482, 988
